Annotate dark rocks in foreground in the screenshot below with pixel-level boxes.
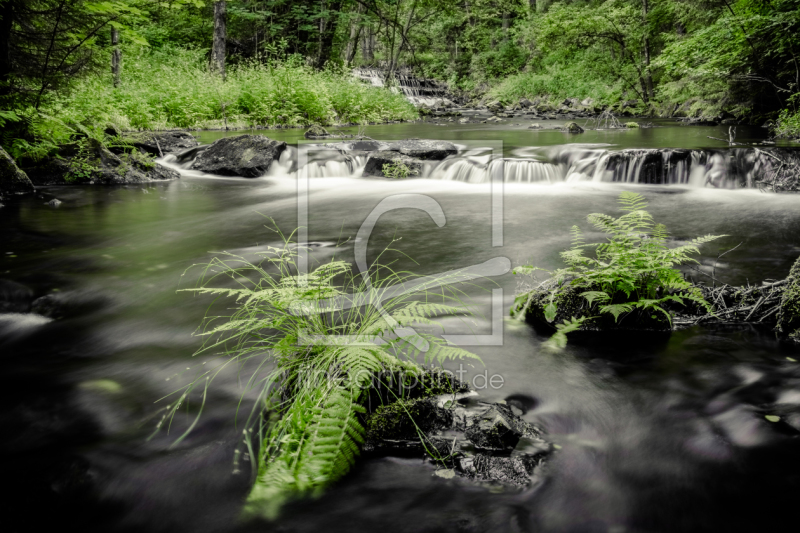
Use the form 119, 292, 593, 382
190, 134, 287, 177
363, 388, 551, 488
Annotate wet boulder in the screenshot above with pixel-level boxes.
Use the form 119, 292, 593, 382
23, 140, 179, 185
519, 98, 534, 108
304, 124, 331, 139
512, 279, 672, 340
776, 257, 800, 341
465, 404, 532, 450
363, 391, 551, 488
0, 147, 35, 196
363, 151, 425, 178
119, 131, 199, 156
565, 122, 585, 134
387, 139, 457, 160
0, 280, 34, 313
191, 134, 287, 177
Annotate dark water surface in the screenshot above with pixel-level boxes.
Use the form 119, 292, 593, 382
2, 122, 800, 533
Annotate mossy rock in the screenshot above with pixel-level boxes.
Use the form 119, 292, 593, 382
776, 257, 800, 340
565, 122, 584, 134
625, 122, 640, 128
304, 124, 330, 139
513, 279, 671, 342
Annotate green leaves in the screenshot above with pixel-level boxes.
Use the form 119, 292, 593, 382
514, 192, 725, 346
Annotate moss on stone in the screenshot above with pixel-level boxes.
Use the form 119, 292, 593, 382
776, 256, 800, 339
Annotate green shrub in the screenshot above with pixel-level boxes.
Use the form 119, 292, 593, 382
382, 161, 419, 179
512, 192, 724, 347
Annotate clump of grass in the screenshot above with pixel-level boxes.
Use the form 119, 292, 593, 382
382, 161, 419, 179
172, 226, 480, 519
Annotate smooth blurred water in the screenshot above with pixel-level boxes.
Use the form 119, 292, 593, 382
2, 123, 800, 533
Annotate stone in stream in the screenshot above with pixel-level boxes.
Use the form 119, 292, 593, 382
191, 134, 287, 177
0, 279, 34, 313
362, 151, 425, 178
512, 278, 672, 343
23, 139, 180, 186
363, 384, 551, 488
118, 131, 199, 156
304, 124, 331, 139
0, 147, 35, 196
776, 256, 800, 341
565, 122, 585, 134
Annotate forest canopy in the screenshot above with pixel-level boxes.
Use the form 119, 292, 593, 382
1, 0, 799, 155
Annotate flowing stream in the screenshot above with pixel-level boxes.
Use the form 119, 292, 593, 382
2, 121, 800, 533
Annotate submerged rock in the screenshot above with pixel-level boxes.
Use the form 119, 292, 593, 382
0, 147, 35, 195
191, 134, 287, 177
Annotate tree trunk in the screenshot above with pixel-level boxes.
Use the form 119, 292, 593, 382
111, 27, 121, 88
529, 0, 536, 11
344, 4, 364, 65
315, 0, 343, 69
642, 0, 653, 101
211, 1, 227, 79
361, 23, 375, 63
502, 13, 510, 37
0, 0, 13, 95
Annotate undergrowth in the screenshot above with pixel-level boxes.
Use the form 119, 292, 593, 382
172, 227, 480, 519
512, 192, 724, 347
3, 46, 416, 160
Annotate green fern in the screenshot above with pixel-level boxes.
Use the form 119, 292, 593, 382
170, 224, 481, 519
513, 192, 725, 344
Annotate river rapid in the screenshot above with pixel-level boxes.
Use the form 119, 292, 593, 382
2, 120, 800, 533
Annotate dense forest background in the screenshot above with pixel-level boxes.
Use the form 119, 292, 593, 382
1, 0, 799, 159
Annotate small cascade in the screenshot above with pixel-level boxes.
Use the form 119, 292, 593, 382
352, 67, 456, 106
426, 158, 562, 183
162, 139, 800, 189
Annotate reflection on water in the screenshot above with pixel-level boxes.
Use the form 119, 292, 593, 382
2, 126, 800, 533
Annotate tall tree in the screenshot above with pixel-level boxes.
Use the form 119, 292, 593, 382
211, 0, 227, 78
111, 26, 121, 87
316, 0, 343, 68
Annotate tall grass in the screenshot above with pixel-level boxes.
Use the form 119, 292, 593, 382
43, 46, 417, 133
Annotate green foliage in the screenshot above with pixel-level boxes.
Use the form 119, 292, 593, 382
513, 192, 725, 344
775, 95, 800, 139
381, 161, 419, 179
176, 228, 480, 518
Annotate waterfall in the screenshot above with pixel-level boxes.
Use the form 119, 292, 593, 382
163, 140, 799, 189
352, 67, 457, 107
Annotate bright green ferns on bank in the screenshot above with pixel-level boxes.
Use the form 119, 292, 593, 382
173, 231, 479, 519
